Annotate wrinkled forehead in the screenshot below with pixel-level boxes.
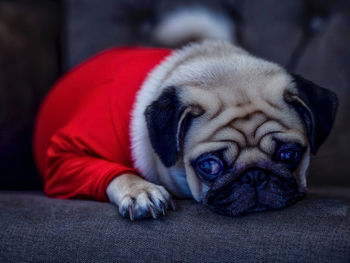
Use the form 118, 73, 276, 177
185, 112, 306, 166
163, 50, 307, 159
183, 73, 305, 144
182, 72, 307, 163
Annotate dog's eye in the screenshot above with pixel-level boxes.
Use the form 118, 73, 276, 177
277, 148, 302, 170
199, 159, 222, 174
273, 141, 305, 170
279, 149, 299, 163
196, 157, 223, 181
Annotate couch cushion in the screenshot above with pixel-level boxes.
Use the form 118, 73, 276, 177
0, 192, 349, 262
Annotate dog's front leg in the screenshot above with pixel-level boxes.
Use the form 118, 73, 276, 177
106, 174, 176, 220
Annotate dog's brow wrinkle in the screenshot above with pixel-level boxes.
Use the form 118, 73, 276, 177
264, 98, 281, 110
213, 139, 236, 143
271, 118, 289, 130
234, 101, 250, 108
210, 127, 246, 148
257, 130, 283, 146
201, 107, 241, 142
253, 119, 270, 138
230, 111, 265, 138
232, 110, 264, 122
255, 116, 289, 131
258, 145, 271, 155
254, 118, 288, 145
209, 102, 224, 121
232, 128, 248, 146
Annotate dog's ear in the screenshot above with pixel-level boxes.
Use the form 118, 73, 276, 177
285, 74, 338, 154
145, 87, 203, 167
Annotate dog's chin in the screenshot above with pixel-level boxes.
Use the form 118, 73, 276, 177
203, 170, 305, 217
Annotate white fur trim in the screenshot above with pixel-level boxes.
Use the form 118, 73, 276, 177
153, 7, 235, 46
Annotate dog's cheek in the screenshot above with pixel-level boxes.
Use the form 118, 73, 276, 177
200, 183, 211, 201
184, 165, 204, 202
294, 148, 311, 190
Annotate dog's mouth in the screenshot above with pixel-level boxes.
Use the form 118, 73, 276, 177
203, 168, 305, 216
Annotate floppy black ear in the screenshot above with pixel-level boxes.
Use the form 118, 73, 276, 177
285, 74, 338, 154
144, 87, 202, 167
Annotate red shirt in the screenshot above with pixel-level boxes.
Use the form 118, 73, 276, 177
33, 47, 172, 201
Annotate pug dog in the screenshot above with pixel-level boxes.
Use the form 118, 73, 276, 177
34, 41, 338, 220
107, 40, 337, 219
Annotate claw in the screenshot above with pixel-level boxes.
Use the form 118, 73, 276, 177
159, 201, 166, 216
149, 205, 157, 219
157, 199, 167, 215
162, 200, 169, 210
128, 205, 134, 221
169, 198, 176, 211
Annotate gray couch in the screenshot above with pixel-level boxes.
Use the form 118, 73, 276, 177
1, 191, 350, 262
1, 0, 350, 262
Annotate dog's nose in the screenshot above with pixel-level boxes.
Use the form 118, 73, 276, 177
240, 168, 268, 190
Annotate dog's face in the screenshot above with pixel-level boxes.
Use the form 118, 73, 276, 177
145, 48, 338, 216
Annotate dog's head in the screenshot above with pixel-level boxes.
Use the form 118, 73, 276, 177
144, 47, 338, 216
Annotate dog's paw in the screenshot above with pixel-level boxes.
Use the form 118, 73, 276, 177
106, 174, 176, 221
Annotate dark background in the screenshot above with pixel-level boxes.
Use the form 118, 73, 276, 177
0, 0, 349, 191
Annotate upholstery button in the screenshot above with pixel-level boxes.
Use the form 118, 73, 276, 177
308, 15, 327, 35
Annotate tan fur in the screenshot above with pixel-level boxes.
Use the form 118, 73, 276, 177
146, 41, 308, 200
108, 41, 311, 219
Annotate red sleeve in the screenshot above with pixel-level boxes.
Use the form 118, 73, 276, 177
44, 129, 138, 201
42, 81, 138, 202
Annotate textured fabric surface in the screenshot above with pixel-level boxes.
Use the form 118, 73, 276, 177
0, 192, 349, 262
